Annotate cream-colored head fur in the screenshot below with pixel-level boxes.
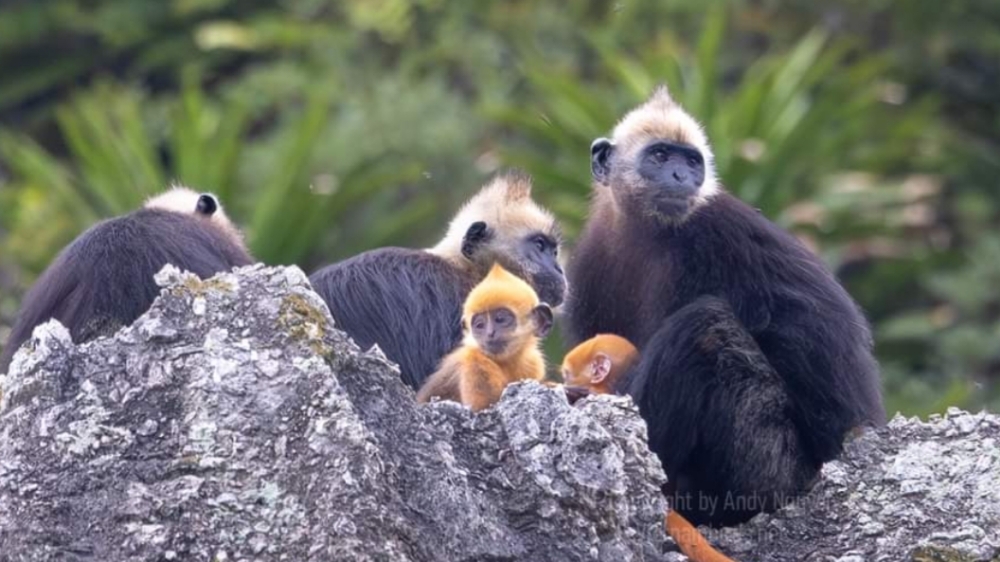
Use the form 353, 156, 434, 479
428, 172, 559, 269
144, 186, 244, 247
602, 85, 719, 208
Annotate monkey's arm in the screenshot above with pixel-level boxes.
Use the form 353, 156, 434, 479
458, 360, 505, 412
416, 353, 462, 403
666, 511, 736, 562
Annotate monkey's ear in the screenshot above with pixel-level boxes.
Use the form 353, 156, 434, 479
591, 353, 613, 384
462, 221, 492, 259
196, 194, 218, 216
591, 138, 614, 183
531, 304, 554, 338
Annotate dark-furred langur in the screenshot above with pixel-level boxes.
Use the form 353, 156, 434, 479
1, 187, 253, 371
309, 171, 565, 390
566, 87, 884, 526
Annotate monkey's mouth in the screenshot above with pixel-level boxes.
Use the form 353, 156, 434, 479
482, 341, 509, 356
533, 276, 567, 308
648, 193, 695, 219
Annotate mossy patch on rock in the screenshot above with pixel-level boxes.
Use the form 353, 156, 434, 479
278, 293, 332, 356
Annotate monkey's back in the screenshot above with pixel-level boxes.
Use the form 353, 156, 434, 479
1, 209, 252, 371
309, 248, 476, 389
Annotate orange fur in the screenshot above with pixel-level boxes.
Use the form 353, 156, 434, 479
561, 334, 639, 394
666, 511, 737, 562
418, 264, 547, 411
462, 264, 538, 325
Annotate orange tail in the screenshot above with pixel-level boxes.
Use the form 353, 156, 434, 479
665, 510, 737, 562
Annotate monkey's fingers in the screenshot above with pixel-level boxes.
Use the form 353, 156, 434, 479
665, 510, 737, 562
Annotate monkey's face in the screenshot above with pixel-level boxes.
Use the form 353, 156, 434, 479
591, 87, 718, 225
560, 359, 589, 387
469, 304, 553, 359
505, 231, 565, 308
463, 222, 566, 307
592, 138, 712, 224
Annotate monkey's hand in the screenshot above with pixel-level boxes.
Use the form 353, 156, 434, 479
563, 385, 592, 405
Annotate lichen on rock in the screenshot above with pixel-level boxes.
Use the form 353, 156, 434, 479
0, 265, 672, 561
2, 264, 998, 562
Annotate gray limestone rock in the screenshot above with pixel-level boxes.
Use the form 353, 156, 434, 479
0, 265, 672, 562
3, 264, 997, 562
709, 409, 1000, 562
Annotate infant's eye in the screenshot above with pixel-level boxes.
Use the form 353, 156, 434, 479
493, 310, 514, 325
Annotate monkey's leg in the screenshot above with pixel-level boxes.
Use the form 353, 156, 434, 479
665, 510, 735, 562
625, 295, 816, 526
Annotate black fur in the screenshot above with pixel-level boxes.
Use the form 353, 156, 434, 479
309, 248, 476, 389
567, 192, 884, 526
1, 209, 252, 371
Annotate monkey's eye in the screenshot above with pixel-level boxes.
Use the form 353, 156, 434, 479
492, 309, 515, 326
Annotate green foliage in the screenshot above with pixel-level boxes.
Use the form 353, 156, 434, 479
1, 0, 999, 415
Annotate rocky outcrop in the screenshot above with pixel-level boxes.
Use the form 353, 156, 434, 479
710, 409, 1000, 562
0, 265, 672, 562
2, 264, 998, 562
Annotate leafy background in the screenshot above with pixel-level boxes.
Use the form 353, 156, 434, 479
1, 0, 998, 417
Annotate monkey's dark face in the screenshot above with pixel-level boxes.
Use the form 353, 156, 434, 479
461, 222, 566, 307
470, 305, 553, 358
470, 307, 518, 356
515, 232, 565, 307
592, 138, 709, 223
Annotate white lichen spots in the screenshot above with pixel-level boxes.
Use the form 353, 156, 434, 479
211, 358, 238, 384
187, 419, 219, 455
137, 419, 159, 437
821, 460, 849, 486
885, 441, 939, 494
7, 319, 73, 380
947, 407, 984, 434
204, 327, 230, 350
192, 296, 207, 316
138, 524, 170, 546
54, 379, 133, 456
153, 264, 191, 288
258, 359, 280, 378
279, 265, 310, 289
138, 316, 178, 341
198, 456, 226, 469
249, 536, 267, 555
366, 343, 390, 363
143, 360, 175, 391
254, 481, 283, 507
